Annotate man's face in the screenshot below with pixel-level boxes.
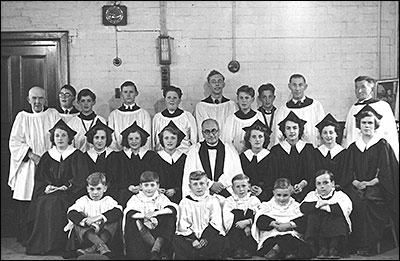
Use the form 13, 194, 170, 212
208, 74, 225, 96
189, 176, 208, 197
288, 77, 307, 100
59, 88, 75, 108
78, 95, 95, 114
121, 85, 137, 105
259, 90, 275, 110
165, 91, 181, 112
355, 80, 373, 101
316, 173, 334, 196
237, 92, 254, 111
202, 120, 220, 146
28, 87, 45, 113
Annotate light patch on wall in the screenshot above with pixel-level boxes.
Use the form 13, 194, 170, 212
176, 38, 191, 56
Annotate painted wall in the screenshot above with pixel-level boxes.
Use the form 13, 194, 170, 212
1, 1, 398, 121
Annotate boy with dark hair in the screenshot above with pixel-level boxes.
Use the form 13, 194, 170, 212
57, 84, 80, 122
257, 83, 277, 149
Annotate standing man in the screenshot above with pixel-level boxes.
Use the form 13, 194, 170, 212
108, 80, 152, 151
194, 70, 238, 141
257, 83, 277, 149
56, 84, 80, 122
8, 86, 60, 245
342, 76, 398, 161
272, 74, 325, 148
182, 118, 243, 201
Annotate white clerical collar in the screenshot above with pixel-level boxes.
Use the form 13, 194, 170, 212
244, 148, 270, 162
279, 139, 306, 154
318, 144, 344, 158
291, 96, 306, 104
48, 145, 76, 162
123, 146, 147, 159
124, 103, 136, 109
157, 150, 183, 165
61, 106, 73, 111
355, 134, 381, 152
87, 147, 113, 162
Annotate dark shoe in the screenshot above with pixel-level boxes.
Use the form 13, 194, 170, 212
232, 248, 243, 259
285, 253, 297, 259
329, 248, 340, 259
265, 248, 280, 260
97, 243, 111, 256
317, 247, 329, 259
356, 249, 370, 256
76, 244, 98, 256
150, 251, 161, 260
242, 249, 252, 259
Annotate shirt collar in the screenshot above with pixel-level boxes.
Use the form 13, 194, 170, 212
355, 134, 382, 152
48, 145, 76, 162
243, 148, 270, 162
123, 146, 148, 159
279, 139, 306, 154
317, 144, 344, 158
292, 96, 306, 104
157, 150, 183, 164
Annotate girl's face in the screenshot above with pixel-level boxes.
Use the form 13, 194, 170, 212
87, 183, 107, 201
273, 188, 291, 206
285, 121, 299, 143
162, 130, 178, 152
360, 116, 376, 137
127, 132, 142, 151
165, 91, 181, 111
232, 179, 250, 198
54, 128, 69, 150
140, 181, 159, 197
249, 129, 265, 151
320, 125, 337, 146
93, 129, 107, 151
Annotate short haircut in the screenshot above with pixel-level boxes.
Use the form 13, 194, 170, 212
77, 88, 96, 101
50, 124, 74, 146
86, 126, 112, 147
232, 173, 250, 184
315, 169, 335, 182
289, 73, 306, 84
86, 172, 107, 186
243, 126, 270, 149
121, 129, 148, 148
201, 118, 219, 130
258, 83, 276, 96
354, 75, 377, 86
355, 111, 380, 130
61, 84, 77, 97
279, 120, 305, 140
207, 70, 225, 82
120, 80, 138, 93
163, 85, 183, 99
236, 85, 255, 97
189, 170, 207, 181
159, 126, 183, 148
273, 177, 292, 190
140, 171, 159, 183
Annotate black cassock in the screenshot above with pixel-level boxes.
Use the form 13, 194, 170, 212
344, 138, 399, 251
269, 141, 317, 202
239, 149, 275, 202
26, 148, 89, 255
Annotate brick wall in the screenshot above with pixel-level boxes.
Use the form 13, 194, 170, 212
1, 1, 398, 121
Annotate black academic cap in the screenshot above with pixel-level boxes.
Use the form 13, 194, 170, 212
49, 119, 77, 138
278, 111, 307, 128
353, 104, 382, 120
242, 119, 272, 136
315, 113, 339, 132
158, 121, 186, 144
85, 119, 114, 141
120, 121, 150, 139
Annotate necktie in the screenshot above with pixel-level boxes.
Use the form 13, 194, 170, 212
326, 150, 331, 160
60, 156, 63, 162
65, 109, 69, 114
214, 99, 220, 104
251, 155, 257, 164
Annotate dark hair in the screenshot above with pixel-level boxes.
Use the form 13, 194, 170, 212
87, 126, 112, 147
121, 129, 148, 148
189, 170, 207, 181
243, 126, 270, 149
140, 171, 159, 184
236, 85, 255, 97
315, 169, 334, 182
279, 120, 305, 140
120, 80, 138, 93
159, 126, 183, 148
289, 73, 306, 84
232, 173, 250, 184
273, 177, 292, 190
207, 70, 225, 82
50, 125, 74, 146
317, 121, 340, 137
86, 172, 107, 186
77, 88, 96, 101
163, 85, 183, 99
258, 83, 276, 96
355, 111, 380, 130
61, 84, 77, 97
354, 76, 377, 86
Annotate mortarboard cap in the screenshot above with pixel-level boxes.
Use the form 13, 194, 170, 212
353, 104, 382, 120
120, 121, 150, 139
85, 119, 114, 142
315, 113, 339, 132
242, 119, 272, 136
158, 121, 186, 144
278, 111, 307, 128
49, 119, 77, 138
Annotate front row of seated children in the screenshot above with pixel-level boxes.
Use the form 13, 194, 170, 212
64, 169, 352, 260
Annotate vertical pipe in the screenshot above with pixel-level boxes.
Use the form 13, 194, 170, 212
232, 1, 236, 60
377, 1, 381, 79
160, 1, 167, 36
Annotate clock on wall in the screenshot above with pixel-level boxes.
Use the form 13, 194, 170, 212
102, 5, 127, 26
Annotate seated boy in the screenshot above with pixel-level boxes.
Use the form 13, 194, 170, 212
65, 172, 123, 257
300, 169, 352, 259
123, 171, 178, 260
223, 174, 261, 259
252, 178, 310, 260
173, 170, 226, 260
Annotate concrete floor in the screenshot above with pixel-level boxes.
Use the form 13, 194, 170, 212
1, 237, 398, 260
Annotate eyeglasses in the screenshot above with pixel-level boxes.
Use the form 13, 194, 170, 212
59, 93, 73, 98
202, 129, 219, 135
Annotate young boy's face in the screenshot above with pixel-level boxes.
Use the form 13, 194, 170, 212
78, 95, 95, 114
208, 74, 225, 96
189, 176, 208, 197
316, 173, 335, 196
232, 179, 250, 198
121, 85, 138, 105
140, 181, 159, 197
259, 90, 275, 109
127, 131, 142, 151
87, 183, 107, 201
273, 188, 291, 206
237, 91, 254, 111
93, 129, 107, 151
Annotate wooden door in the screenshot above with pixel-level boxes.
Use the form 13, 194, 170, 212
1, 32, 68, 217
